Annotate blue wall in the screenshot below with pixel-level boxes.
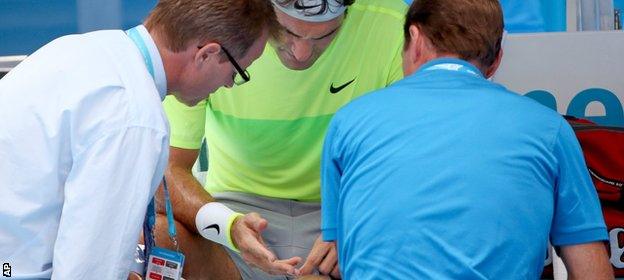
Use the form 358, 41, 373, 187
0, 0, 156, 56
2, 0, 617, 56
616, 0, 624, 27
403, 0, 567, 33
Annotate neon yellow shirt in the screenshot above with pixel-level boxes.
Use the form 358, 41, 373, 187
164, 0, 407, 201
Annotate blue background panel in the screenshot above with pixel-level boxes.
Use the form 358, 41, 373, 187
0, 0, 156, 56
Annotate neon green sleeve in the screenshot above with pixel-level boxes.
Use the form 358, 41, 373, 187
162, 95, 206, 149
386, 38, 405, 85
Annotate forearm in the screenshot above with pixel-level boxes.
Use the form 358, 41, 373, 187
160, 163, 215, 234
559, 242, 613, 280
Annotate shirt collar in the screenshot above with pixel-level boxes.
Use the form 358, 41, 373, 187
415, 57, 483, 78
134, 25, 167, 100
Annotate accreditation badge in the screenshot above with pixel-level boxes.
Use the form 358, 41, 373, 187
145, 247, 185, 280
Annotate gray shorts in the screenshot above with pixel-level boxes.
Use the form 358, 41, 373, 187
213, 192, 321, 280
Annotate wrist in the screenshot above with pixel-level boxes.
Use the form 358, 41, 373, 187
195, 202, 244, 252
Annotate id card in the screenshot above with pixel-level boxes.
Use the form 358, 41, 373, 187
145, 247, 185, 280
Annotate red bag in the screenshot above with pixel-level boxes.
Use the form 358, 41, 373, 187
565, 116, 624, 276
542, 116, 624, 278
565, 116, 624, 203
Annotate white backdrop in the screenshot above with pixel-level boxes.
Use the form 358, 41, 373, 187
493, 31, 624, 127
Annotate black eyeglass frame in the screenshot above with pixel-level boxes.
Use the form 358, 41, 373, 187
198, 45, 251, 85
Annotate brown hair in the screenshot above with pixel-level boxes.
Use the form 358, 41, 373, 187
403, 0, 503, 68
145, 0, 279, 58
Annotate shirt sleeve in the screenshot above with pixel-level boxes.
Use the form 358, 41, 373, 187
386, 37, 405, 85
163, 95, 207, 149
321, 117, 343, 242
51, 126, 168, 279
550, 119, 608, 246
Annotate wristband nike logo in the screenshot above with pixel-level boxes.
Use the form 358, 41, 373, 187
203, 224, 220, 235
330, 78, 356, 94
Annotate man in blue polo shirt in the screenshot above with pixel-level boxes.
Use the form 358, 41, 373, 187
320, 0, 613, 278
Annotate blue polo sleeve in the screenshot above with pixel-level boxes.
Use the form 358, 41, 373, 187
321, 117, 343, 242
550, 119, 608, 246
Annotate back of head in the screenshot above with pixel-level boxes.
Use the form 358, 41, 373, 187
145, 0, 279, 58
403, 0, 503, 69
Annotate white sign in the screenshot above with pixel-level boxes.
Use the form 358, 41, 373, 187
493, 31, 624, 126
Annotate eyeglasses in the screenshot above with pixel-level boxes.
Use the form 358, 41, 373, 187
198, 45, 250, 86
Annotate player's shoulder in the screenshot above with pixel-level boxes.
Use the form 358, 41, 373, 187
349, 0, 408, 21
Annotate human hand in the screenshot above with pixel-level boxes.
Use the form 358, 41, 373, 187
299, 235, 340, 278
231, 212, 302, 275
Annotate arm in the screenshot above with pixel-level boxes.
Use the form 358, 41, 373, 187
160, 96, 211, 232
165, 145, 300, 275
299, 119, 344, 278
558, 242, 613, 280
161, 146, 213, 233
162, 97, 300, 275
52, 127, 168, 279
299, 236, 340, 278
550, 120, 612, 279
320, 118, 342, 243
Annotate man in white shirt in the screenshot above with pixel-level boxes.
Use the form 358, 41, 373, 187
0, 0, 277, 278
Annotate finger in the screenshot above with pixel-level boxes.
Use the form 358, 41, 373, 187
237, 229, 277, 265
330, 264, 341, 279
260, 256, 302, 276
246, 212, 268, 232
265, 261, 296, 275
300, 239, 331, 274
279, 256, 302, 267
246, 239, 277, 262
299, 252, 316, 274
243, 249, 277, 272
318, 261, 336, 276
317, 247, 337, 275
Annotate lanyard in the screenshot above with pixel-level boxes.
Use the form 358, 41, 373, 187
143, 178, 178, 245
142, 179, 179, 274
421, 63, 482, 78
162, 179, 178, 243
127, 25, 179, 271
126, 26, 155, 78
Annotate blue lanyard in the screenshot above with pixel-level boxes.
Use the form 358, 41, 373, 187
162, 179, 178, 239
127, 25, 179, 268
144, 179, 178, 241
421, 63, 482, 78
142, 179, 178, 275
126, 26, 155, 78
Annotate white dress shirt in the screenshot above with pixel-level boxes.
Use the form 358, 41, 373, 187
0, 25, 169, 279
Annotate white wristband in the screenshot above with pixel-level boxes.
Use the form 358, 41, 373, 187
195, 202, 244, 252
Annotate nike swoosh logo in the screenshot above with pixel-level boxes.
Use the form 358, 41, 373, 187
293, 2, 322, 10
203, 224, 220, 235
330, 78, 356, 94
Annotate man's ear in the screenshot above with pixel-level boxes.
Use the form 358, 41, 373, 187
195, 42, 221, 65
407, 25, 422, 64
485, 48, 503, 79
